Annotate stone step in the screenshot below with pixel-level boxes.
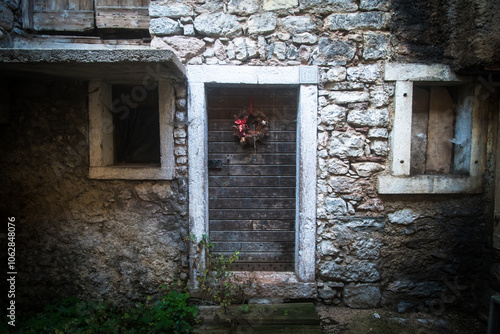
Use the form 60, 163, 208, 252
194, 302, 322, 333
193, 324, 322, 333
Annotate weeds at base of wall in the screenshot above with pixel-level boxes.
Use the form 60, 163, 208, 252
1, 287, 199, 334
189, 234, 254, 320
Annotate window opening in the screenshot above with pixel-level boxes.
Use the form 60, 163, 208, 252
112, 85, 160, 165
411, 85, 471, 176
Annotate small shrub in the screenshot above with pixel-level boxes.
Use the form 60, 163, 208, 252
136, 288, 199, 334
193, 234, 250, 313
11, 288, 199, 334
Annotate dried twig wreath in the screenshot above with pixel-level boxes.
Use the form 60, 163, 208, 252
233, 108, 269, 146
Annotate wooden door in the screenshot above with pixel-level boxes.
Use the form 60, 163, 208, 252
207, 86, 297, 271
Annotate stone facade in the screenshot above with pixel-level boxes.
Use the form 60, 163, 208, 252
0, 0, 22, 47
1, 0, 499, 319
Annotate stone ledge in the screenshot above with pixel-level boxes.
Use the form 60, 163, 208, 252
384, 63, 462, 82
377, 175, 483, 194
89, 166, 175, 180
0, 48, 186, 81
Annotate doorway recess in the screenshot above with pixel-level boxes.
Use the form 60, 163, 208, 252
187, 65, 318, 297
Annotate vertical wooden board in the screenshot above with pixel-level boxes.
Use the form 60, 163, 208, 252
411, 86, 430, 175
32, 0, 94, 31
454, 84, 473, 174
95, 0, 149, 29
426, 86, 455, 174
33, 0, 46, 11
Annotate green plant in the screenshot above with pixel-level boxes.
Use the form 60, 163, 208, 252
18, 296, 124, 334
12, 288, 199, 334
193, 234, 249, 313
137, 288, 199, 334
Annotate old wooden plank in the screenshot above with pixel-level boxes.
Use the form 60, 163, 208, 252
210, 231, 295, 242
210, 219, 295, 231
210, 198, 295, 209
208, 107, 298, 119
426, 86, 455, 173
207, 95, 299, 108
217, 251, 294, 263
410, 86, 430, 175
454, 84, 473, 174
212, 241, 294, 252
22, 0, 34, 29
230, 263, 294, 271
208, 165, 296, 176
33, 10, 94, 31
209, 142, 296, 154
194, 324, 321, 334
208, 153, 296, 165
210, 209, 295, 220
208, 120, 295, 132
95, 7, 149, 29
209, 131, 296, 142
195, 303, 321, 333
209, 176, 295, 187
209, 187, 295, 198
33, 0, 46, 11
51, 0, 66, 11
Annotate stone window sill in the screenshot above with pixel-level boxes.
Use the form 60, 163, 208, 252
377, 175, 482, 194
89, 166, 174, 180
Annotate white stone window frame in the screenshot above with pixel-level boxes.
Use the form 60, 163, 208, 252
187, 65, 318, 289
378, 63, 484, 194
88, 80, 175, 180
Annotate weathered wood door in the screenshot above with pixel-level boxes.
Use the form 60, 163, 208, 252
207, 86, 297, 271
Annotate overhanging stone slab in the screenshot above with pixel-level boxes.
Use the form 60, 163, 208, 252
0, 49, 186, 82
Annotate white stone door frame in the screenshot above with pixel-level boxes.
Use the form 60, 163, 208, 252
187, 65, 318, 290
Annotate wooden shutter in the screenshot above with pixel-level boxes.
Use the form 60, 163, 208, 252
95, 0, 149, 29
207, 87, 297, 272
31, 0, 95, 31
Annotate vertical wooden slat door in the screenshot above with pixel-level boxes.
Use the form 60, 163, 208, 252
32, 0, 95, 31
95, 0, 150, 29
207, 86, 297, 271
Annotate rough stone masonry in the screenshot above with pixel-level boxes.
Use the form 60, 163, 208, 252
1, 0, 499, 317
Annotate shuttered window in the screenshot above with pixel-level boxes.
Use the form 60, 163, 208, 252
24, 0, 149, 32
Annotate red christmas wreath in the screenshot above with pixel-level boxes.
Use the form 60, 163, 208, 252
233, 109, 269, 145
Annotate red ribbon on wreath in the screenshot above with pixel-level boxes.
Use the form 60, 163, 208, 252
235, 118, 247, 134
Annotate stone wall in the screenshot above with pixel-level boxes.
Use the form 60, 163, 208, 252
147, 0, 492, 313
1, 0, 496, 316
0, 79, 189, 310
0, 0, 22, 47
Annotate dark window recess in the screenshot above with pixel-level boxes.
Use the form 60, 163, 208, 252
112, 85, 160, 164
411, 85, 472, 176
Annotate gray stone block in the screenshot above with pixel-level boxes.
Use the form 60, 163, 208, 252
194, 13, 242, 37
318, 37, 356, 61
248, 13, 277, 35
325, 12, 390, 31
344, 284, 381, 308
150, 17, 182, 36
280, 15, 317, 34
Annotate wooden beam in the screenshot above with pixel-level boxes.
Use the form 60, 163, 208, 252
95, 7, 149, 29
